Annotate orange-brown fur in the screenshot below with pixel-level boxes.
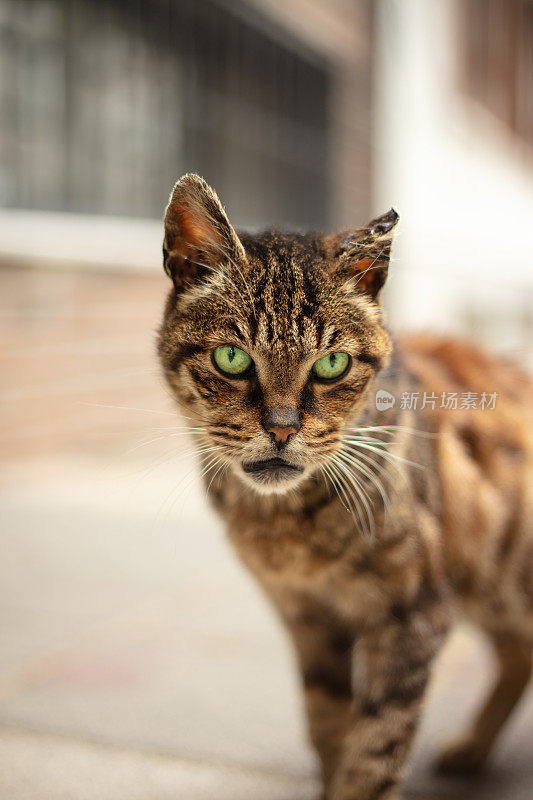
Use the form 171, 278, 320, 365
158, 174, 532, 800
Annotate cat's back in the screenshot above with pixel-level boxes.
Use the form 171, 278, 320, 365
398, 333, 531, 411
397, 334, 533, 633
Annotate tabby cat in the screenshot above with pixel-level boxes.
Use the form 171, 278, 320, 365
158, 174, 533, 800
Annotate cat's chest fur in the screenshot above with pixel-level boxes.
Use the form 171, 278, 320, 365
215, 479, 439, 631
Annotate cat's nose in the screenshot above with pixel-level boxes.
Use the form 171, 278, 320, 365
262, 408, 301, 447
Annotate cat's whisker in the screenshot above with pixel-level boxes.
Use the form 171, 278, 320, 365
326, 457, 368, 534
158, 435, 235, 521
318, 466, 331, 497
340, 441, 407, 484
326, 463, 358, 522
343, 437, 425, 470
350, 242, 391, 290
201, 447, 234, 485
344, 434, 400, 451
157, 450, 225, 521
352, 263, 383, 289
143, 446, 219, 480
346, 425, 403, 435
80, 401, 177, 416
120, 440, 204, 476
137, 442, 225, 483
346, 424, 437, 439
347, 435, 403, 449
144, 429, 208, 439
345, 430, 402, 442
343, 442, 412, 477
168, 430, 209, 439
177, 410, 247, 430
320, 461, 351, 517
125, 434, 177, 455
346, 453, 391, 509
205, 454, 231, 494
125, 428, 209, 455
331, 455, 374, 537
136, 422, 207, 433
338, 461, 372, 537
328, 458, 365, 531
343, 446, 402, 499
336, 448, 390, 511
342, 445, 390, 478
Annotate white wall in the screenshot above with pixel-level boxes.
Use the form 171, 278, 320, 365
374, 0, 533, 365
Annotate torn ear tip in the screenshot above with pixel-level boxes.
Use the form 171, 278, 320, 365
368, 207, 400, 236
380, 207, 399, 226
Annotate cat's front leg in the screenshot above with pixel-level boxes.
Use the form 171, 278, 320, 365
279, 603, 356, 790
328, 611, 446, 800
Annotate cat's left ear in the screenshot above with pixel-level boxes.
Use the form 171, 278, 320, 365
163, 173, 245, 292
327, 208, 399, 299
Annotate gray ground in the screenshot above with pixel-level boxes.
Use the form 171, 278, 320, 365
1, 455, 532, 800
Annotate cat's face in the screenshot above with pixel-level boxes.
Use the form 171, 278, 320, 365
158, 174, 397, 495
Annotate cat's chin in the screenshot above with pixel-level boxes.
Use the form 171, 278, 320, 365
236, 460, 309, 495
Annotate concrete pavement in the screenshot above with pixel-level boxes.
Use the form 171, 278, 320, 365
1, 454, 532, 800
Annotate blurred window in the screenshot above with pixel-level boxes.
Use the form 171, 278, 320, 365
0, 0, 330, 228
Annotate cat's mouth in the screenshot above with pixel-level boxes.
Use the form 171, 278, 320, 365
241, 456, 305, 484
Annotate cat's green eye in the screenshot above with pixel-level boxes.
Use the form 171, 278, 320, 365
312, 352, 350, 381
213, 344, 252, 376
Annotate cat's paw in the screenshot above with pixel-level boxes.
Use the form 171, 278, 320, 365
435, 737, 489, 774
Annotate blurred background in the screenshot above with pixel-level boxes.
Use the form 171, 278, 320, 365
1, 1, 532, 799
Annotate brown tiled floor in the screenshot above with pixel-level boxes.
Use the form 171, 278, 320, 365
1, 265, 532, 799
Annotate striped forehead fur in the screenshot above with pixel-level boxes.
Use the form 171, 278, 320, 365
170, 229, 389, 360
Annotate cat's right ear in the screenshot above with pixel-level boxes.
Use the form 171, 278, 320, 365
325, 209, 399, 299
163, 173, 245, 292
